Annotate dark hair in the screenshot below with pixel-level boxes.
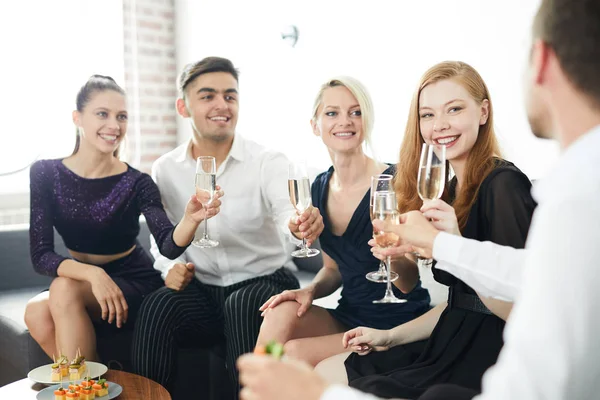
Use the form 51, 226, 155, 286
533, 0, 600, 108
177, 57, 239, 97
73, 75, 126, 156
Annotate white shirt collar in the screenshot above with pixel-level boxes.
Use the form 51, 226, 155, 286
174, 134, 246, 164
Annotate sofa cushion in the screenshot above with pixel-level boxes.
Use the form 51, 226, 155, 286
0, 287, 51, 378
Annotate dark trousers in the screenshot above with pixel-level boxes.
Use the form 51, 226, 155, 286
417, 384, 478, 400
131, 267, 299, 398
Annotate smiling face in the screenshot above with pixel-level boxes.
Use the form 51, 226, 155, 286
73, 90, 128, 154
177, 71, 239, 142
418, 78, 489, 162
312, 85, 364, 153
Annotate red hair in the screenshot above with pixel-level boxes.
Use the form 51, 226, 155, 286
394, 61, 501, 229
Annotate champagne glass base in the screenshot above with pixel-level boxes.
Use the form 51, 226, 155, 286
373, 295, 407, 304
192, 238, 219, 248
366, 271, 399, 283
291, 248, 320, 258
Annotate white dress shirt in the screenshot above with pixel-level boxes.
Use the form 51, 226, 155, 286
472, 125, 600, 400
322, 125, 600, 400
432, 233, 527, 301
149, 134, 299, 286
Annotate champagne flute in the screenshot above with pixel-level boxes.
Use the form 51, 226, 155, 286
288, 161, 320, 258
418, 143, 446, 201
366, 174, 399, 283
372, 191, 406, 303
192, 156, 219, 248
414, 143, 446, 264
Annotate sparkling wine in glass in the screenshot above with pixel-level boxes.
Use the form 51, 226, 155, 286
192, 156, 219, 248
413, 143, 446, 264
288, 161, 320, 258
418, 143, 446, 201
366, 174, 399, 284
372, 191, 406, 303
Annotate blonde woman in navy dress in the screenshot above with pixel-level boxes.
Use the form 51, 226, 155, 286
256, 76, 430, 367
23, 75, 221, 363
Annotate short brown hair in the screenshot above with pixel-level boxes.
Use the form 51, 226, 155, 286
177, 57, 239, 97
533, 0, 600, 108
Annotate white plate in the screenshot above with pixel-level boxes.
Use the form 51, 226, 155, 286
27, 361, 108, 385
36, 381, 123, 400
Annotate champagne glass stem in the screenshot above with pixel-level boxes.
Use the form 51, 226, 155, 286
203, 215, 209, 240
379, 260, 386, 275
384, 255, 393, 296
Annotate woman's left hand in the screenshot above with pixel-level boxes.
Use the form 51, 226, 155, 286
368, 238, 406, 261
420, 199, 461, 236
185, 185, 224, 224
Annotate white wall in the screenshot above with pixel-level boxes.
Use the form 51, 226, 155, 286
0, 0, 124, 195
175, 0, 557, 180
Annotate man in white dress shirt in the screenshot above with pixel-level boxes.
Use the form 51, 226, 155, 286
236, 0, 600, 399
131, 56, 324, 397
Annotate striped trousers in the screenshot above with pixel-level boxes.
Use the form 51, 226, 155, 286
131, 267, 299, 398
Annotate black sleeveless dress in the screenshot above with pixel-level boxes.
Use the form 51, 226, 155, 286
344, 159, 536, 399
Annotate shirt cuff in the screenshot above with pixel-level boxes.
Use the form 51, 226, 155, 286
432, 231, 463, 265
321, 384, 380, 400
160, 259, 182, 281
289, 232, 304, 247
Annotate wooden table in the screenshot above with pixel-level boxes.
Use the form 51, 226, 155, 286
0, 369, 171, 399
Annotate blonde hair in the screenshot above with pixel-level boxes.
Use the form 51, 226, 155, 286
395, 61, 502, 229
311, 76, 374, 152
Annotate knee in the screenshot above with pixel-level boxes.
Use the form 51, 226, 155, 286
136, 287, 180, 328
261, 301, 300, 328
223, 287, 263, 322
282, 339, 306, 361
48, 277, 83, 313
223, 288, 246, 315
24, 299, 54, 341
314, 353, 350, 384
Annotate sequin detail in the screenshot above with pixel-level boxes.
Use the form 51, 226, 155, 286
29, 159, 186, 276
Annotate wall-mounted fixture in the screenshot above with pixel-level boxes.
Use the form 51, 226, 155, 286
281, 25, 299, 48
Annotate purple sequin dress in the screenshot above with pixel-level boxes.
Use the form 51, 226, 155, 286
29, 159, 187, 323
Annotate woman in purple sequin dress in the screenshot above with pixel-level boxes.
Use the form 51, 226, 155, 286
23, 75, 221, 363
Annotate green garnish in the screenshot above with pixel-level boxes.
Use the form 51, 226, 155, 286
265, 340, 285, 359
72, 356, 85, 364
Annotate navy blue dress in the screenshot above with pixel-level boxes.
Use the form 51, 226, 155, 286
312, 165, 430, 330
